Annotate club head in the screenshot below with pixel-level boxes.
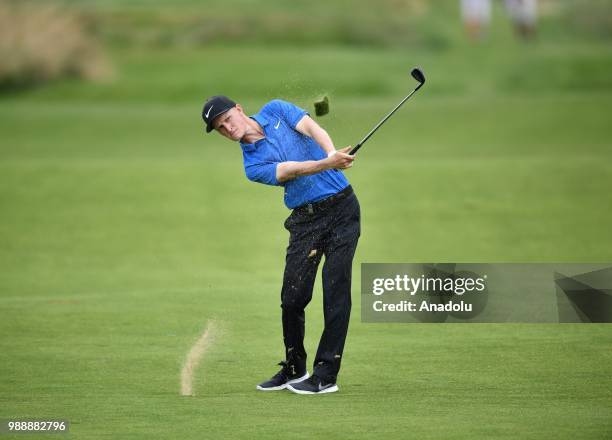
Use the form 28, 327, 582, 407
411, 67, 425, 85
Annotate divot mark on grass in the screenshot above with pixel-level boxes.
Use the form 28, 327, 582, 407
180, 320, 218, 396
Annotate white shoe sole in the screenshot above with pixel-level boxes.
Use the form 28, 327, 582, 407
256, 372, 310, 391
286, 383, 339, 395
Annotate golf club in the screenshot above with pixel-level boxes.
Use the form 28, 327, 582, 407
349, 67, 425, 155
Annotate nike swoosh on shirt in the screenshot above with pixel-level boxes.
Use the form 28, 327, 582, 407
205, 105, 214, 119
274, 119, 281, 129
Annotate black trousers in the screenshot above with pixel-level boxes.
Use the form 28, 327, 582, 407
280, 186, 360, 383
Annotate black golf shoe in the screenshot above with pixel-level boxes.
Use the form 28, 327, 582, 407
286, 374, 339, 395
256, 361, 309, 391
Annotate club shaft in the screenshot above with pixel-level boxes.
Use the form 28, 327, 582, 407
350, 82, 423, 155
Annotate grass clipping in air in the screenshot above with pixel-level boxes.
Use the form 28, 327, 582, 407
314, 96, 329, 116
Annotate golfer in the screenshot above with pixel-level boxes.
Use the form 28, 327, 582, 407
202, 96, 360, 394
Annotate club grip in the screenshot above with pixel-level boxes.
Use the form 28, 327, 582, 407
349, 143, 362, 155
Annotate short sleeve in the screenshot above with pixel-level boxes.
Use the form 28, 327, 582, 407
244, 161, 281, 186
264, 99, 308, 129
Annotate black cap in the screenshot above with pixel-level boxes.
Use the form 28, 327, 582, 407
202, 95, 236, 133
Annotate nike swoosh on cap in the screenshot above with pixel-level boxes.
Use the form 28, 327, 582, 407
205, 105, 214, 119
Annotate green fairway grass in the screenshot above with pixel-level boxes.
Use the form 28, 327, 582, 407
2, 8, 612, 439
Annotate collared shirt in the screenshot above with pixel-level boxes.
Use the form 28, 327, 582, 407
239, 100, 349, 209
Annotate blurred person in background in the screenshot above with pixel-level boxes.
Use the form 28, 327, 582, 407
461, 0, 492, 41
505, 0, 537, 39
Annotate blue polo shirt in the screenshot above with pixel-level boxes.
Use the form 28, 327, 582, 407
239, 99, 349, 209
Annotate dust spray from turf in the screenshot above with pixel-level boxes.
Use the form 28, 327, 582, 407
180, 320, 219, 396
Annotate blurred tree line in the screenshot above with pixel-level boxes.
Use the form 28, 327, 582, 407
1, 0, 610, 92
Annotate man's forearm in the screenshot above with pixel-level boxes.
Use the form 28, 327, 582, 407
276, 159, 331, 183
295, 116, 336, 156
310, 126, 336, 156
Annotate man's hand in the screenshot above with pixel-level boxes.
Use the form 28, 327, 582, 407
276, 147, 356, 183
326, 146, 355, 170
